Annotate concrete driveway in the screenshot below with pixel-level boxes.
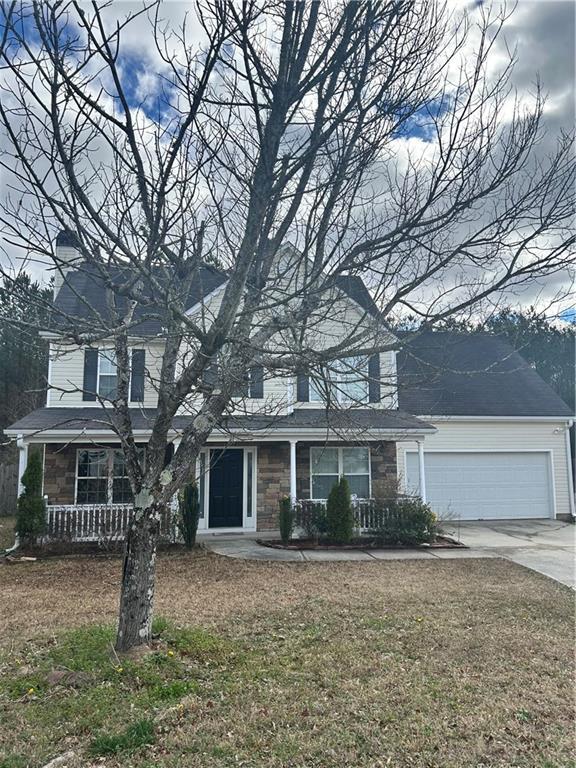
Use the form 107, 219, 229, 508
442, 520, 575, 588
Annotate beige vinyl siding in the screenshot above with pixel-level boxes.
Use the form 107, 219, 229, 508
48, 340, 164, 409
397, 420, 573, 518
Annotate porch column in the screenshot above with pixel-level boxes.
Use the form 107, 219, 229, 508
17, 436, 28, 496
289, 439, 297, 502
417, 440, 427, 503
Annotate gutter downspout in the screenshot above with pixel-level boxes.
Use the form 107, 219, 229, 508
565, 421, 575, 521
417, 440, 427, 503
2, 438, 26, 555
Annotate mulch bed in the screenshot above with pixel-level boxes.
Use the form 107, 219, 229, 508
258, 534, 466, 551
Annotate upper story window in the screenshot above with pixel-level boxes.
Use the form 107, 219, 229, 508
82, 348, 145, 403
310, 356, 369, 404
98, 350, 117, 399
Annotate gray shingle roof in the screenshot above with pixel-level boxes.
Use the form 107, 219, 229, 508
5, 407, 433, 436
54, 263, 227, 335
54, 265, 382, 334
397, 332, 573, 417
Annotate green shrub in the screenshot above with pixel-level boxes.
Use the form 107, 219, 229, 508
178, 482, 200, 549
278, 496, 295, 544
369, 496, 437, 545
296, 502, 328, 540
15, 451, 46, 545
326, 476, 354, 544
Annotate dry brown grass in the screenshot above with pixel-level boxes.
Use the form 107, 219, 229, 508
0, 550, 574, 767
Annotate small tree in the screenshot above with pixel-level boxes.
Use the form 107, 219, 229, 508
178, 483, 200, 549
16, 451, 46, 546
278, 496, 295, 545
326, 477, 354, 544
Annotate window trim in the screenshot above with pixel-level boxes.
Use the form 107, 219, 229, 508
309, 446, 372, 500
74, 447, 144, 505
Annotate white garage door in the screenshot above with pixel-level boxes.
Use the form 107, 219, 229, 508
405, 451, 553, 520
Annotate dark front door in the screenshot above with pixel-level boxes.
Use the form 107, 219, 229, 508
209, 449, 244, 528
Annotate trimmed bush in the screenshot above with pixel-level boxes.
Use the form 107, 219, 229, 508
278, 496, 295, 544
369, 496, 437, 545
178, 482, 200, 549
297, 502, 328, 540
15, 450, 46, 545
326, 476, 354, 544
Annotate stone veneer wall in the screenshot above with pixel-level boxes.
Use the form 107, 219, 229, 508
256, 442, 291, 530
43, 440, 397, 530
295, 441, 397, 501
43, 443, 79, 504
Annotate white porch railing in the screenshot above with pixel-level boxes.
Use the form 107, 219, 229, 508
45, 504, 177, 543
297, 498, 377, 531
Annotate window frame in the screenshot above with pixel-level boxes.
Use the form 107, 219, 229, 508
309, 356, 369, 405
75, 448, 109, 505
96, 349, 142, 402
309, 446, 371, 500
75, 447, 145, 505
97, 349, 118, 400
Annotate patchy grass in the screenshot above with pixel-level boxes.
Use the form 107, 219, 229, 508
0, 515, 16, 550
88, 718, 156, 757
0, 551, 574, 767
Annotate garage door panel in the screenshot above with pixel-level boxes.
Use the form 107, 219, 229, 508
405, 451, 552, 521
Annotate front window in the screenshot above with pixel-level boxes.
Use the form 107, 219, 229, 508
310, 356, 369, 404
98, 350, 118, 399
76, 448, 144, 504
112, 451, 134, 504
310, 446, 370, 499
76, 450, 108, 504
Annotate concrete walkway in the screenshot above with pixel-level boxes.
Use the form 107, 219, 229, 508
200, 520, 575, 588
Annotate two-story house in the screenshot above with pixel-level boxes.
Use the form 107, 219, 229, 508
5, 232, 574, 538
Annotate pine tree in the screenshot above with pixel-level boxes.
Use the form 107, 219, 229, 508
178, 483, 200, 549
16, 451, 46, 545
326, 477, 354, 544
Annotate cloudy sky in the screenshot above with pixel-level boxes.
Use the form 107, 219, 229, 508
0, 0, 574, 318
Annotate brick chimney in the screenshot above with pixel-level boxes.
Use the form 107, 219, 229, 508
53, 229, 82, 298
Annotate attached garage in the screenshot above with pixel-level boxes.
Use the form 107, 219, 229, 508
405, 450, 555, 521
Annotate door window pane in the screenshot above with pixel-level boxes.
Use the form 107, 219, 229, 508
198, 452, 206, 519
246, 451, 253, 518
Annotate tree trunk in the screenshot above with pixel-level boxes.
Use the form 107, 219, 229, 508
115, 504, 162, 652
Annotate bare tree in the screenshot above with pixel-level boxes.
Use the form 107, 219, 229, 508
0, 0, 573, 651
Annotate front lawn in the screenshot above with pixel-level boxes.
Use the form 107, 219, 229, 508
0, 551, 573, 767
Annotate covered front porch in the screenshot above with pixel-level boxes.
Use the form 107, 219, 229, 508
9, 406, 434, 542
18, 436, 429, 543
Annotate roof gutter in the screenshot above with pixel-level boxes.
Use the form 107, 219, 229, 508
7, 425, 437, 442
